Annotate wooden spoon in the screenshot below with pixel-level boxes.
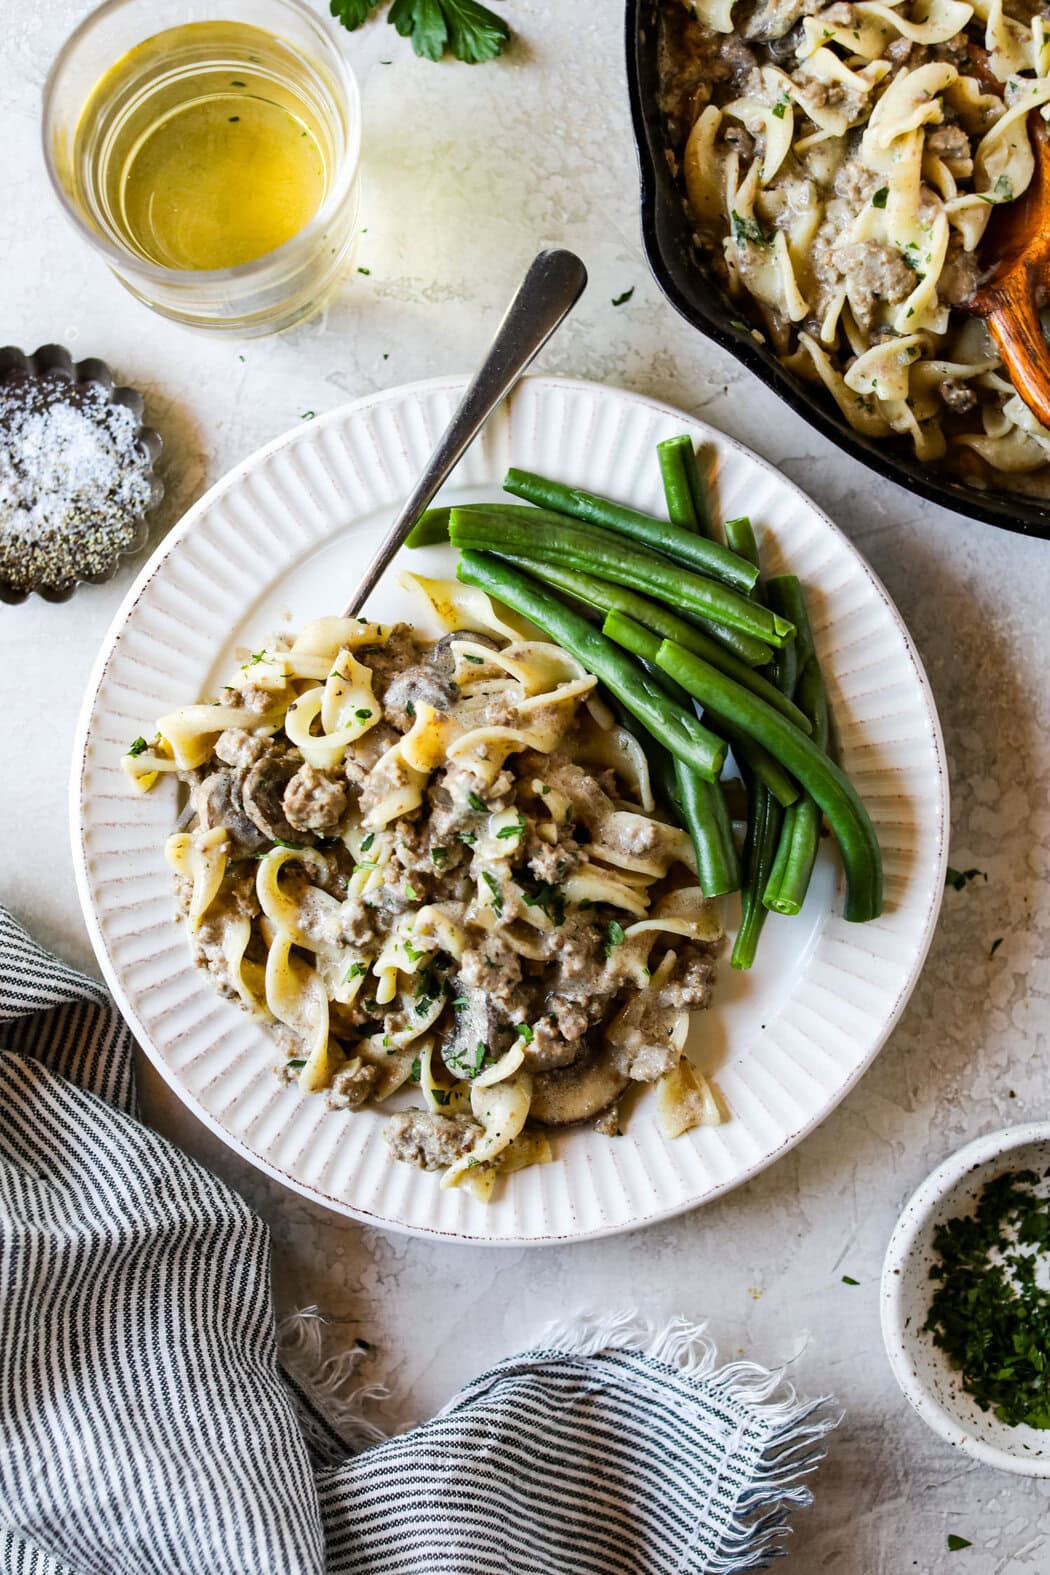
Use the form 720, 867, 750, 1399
967, 89, 1050, 428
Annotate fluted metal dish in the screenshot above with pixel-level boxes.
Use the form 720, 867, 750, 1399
0, 343, 163, 604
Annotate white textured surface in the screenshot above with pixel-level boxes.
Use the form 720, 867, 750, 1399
4, 1, 1050, 1567
74, 376, 947, 1241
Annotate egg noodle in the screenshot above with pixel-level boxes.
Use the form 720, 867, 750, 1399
661, 0, 1050, 487
124, 574, 725, 1199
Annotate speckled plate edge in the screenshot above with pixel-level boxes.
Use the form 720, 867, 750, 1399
881, 1122, 1050, 1476
70, 374, 949, 1246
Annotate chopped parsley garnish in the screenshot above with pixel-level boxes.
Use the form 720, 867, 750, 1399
355, 708, 373, 721
358, 266, 371, 275
404, 883, 419, 903
360, 832, 375, 853
406, 699, 416, 718
871, 186, 888, 208
979, 174, 1013, 205
467, 791, 488, 813
432, 1087, 452, 1106
329, 0, 511, 64
409, 1056, 421, 1082
841, 1275, 859, 1286
344, 961, 368, 981
445, 1038, 488, 1078
462, 652, 484, 664
925, 1169, 1050, 1429
431, 846, 448, 866
946, 866, 986, 890
481, 870, 503, 915
521, 879, 565, 927
611, 287, 635, 306
771, 94, 789, 119
459, 831, 477, 846
127, 736, 148, 757
947, 1536, 972, 1552
286, 1058, 306, 1069
273, 838, 305, 851
496, 814, 526, 840
731, 209, 771, 246
354, 861, 378, 874
514, 1023, 534, 1043
416, 995, 434, 1017
989, 936, 1004, 957
604, 919, 626, 957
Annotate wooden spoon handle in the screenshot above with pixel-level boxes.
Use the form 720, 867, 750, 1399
984, 263, 1050, 432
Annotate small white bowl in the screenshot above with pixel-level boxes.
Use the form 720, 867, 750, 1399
881, 1122, 1050, 1476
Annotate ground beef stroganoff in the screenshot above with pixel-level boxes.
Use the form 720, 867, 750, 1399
124, 574, 725, 1199
659, 0, 1050, 492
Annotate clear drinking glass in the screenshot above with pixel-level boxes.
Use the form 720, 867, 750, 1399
43, 0, 362, 335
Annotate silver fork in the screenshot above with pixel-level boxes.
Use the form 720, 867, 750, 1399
340, 248, 588, 618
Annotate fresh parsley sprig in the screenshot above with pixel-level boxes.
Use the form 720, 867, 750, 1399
330, 0, 511, 64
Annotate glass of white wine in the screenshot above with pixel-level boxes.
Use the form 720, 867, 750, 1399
43, 0, 362, 335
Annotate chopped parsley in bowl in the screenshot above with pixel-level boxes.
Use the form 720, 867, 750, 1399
882, 1124, 1050, 1476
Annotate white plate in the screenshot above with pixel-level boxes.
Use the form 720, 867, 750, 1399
72, 375, 948, 1245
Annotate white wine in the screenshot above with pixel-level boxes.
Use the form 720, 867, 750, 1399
73, 21, 333, 272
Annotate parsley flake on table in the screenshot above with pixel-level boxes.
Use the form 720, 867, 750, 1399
947, 1534, 972, 1551
945, 866, 987, 890
611, 287, 635, 306
330, 0, 511, 63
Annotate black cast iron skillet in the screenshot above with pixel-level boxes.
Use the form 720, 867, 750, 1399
624, 0, 1050, 538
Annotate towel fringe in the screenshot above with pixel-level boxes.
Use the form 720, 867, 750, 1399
535, 1312, 838, 1575
278, 1306, 389, 1451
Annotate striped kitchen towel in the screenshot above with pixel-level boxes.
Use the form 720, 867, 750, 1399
0, 907, 836, 1575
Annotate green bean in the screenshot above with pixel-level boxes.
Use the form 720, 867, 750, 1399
731, 778, 783, 969
496, 557, 816, 723
406, 499, 774, 665
767, 574, 816, 670
448, 508, 795, 648
724, 516, 759, 567
673, 757, 740, 897
587, 609, 739, 894
502, 467, 760, 595
716, 723, 800, 808
405, 506, 453, 547
602, 611, 800, 808
657, 436, 710, 535
654, 640, 881, 922
455, 553, 727, 781
762, 579, 830, 916
499, 558, 799, 717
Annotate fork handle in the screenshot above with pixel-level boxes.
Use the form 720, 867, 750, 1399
341, 248, 588, 618
983, 264, 1050, 433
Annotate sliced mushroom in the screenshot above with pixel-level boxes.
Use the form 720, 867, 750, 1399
429, 629, 498, 676
383, 663, 460, 729
441, 988, 505, 1082
193, 770, 269, 856
529, 1049, 630, 1127
241, 755, 309, 845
